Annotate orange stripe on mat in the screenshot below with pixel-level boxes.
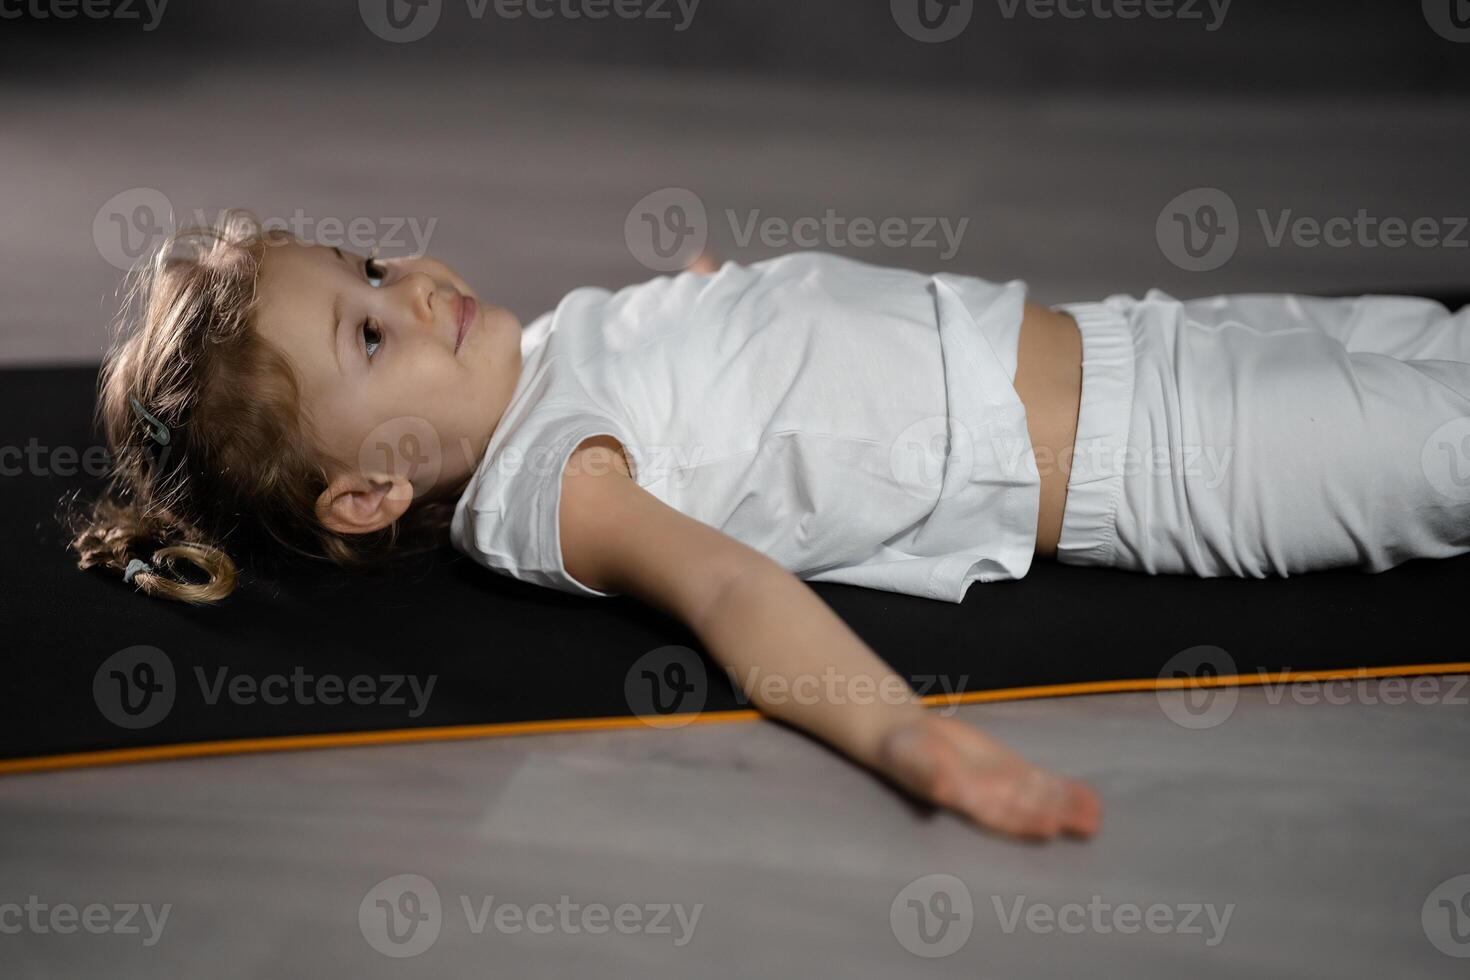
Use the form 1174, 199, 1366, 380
2, 661, 1466, 777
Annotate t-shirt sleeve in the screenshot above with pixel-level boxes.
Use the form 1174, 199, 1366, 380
451, 409, 637, 598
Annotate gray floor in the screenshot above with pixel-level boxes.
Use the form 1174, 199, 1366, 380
3, 62, 1469, 977
1, 684, 1468, 977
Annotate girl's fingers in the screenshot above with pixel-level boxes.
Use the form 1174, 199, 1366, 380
879, 715, 1104, 842
1061, 780, 1104, 837
986, 770, 1066, 839
960, 763, 1101, 841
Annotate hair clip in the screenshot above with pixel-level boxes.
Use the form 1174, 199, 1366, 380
128, 396, 171, 447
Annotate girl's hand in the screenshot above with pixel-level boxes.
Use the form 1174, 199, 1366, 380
876, 713, 1103, 841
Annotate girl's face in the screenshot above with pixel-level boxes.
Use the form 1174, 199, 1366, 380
255, 238, 523, 535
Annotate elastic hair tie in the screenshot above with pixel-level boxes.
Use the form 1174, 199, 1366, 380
128, 396, 171, 447
123, 559, 152, 585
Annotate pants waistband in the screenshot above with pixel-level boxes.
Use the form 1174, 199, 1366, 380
1049, 300, 1137, 567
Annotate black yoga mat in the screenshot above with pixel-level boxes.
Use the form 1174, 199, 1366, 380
4, 288, 1468, 774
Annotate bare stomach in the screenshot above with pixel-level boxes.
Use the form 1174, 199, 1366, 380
1012, 302, 1083, 558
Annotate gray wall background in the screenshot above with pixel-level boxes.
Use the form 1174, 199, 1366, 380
3, 0, 1468, 94
2, 0, 1468, 365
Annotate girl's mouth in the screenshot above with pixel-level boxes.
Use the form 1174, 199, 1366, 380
455, 295, 477, 354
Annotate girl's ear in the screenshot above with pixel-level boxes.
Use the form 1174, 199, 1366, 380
315, 472, 415, 535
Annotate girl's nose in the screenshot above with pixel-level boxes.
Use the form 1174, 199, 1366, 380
396, 271, 437, 325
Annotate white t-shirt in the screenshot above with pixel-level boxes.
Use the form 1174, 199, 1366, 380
450, 252, 1040, 603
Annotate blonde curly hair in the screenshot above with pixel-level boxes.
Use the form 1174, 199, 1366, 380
63, 208, 461, 604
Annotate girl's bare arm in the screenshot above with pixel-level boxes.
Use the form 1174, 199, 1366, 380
560, 436, 1102, 840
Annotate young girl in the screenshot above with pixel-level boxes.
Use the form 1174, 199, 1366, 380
69, 210, 1470, 842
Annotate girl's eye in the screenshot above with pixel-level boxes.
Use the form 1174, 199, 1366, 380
362, 321, 383, 360
364, 257, 387, 288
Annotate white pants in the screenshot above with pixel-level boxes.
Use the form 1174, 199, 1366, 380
1052, 291, 1470, 577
